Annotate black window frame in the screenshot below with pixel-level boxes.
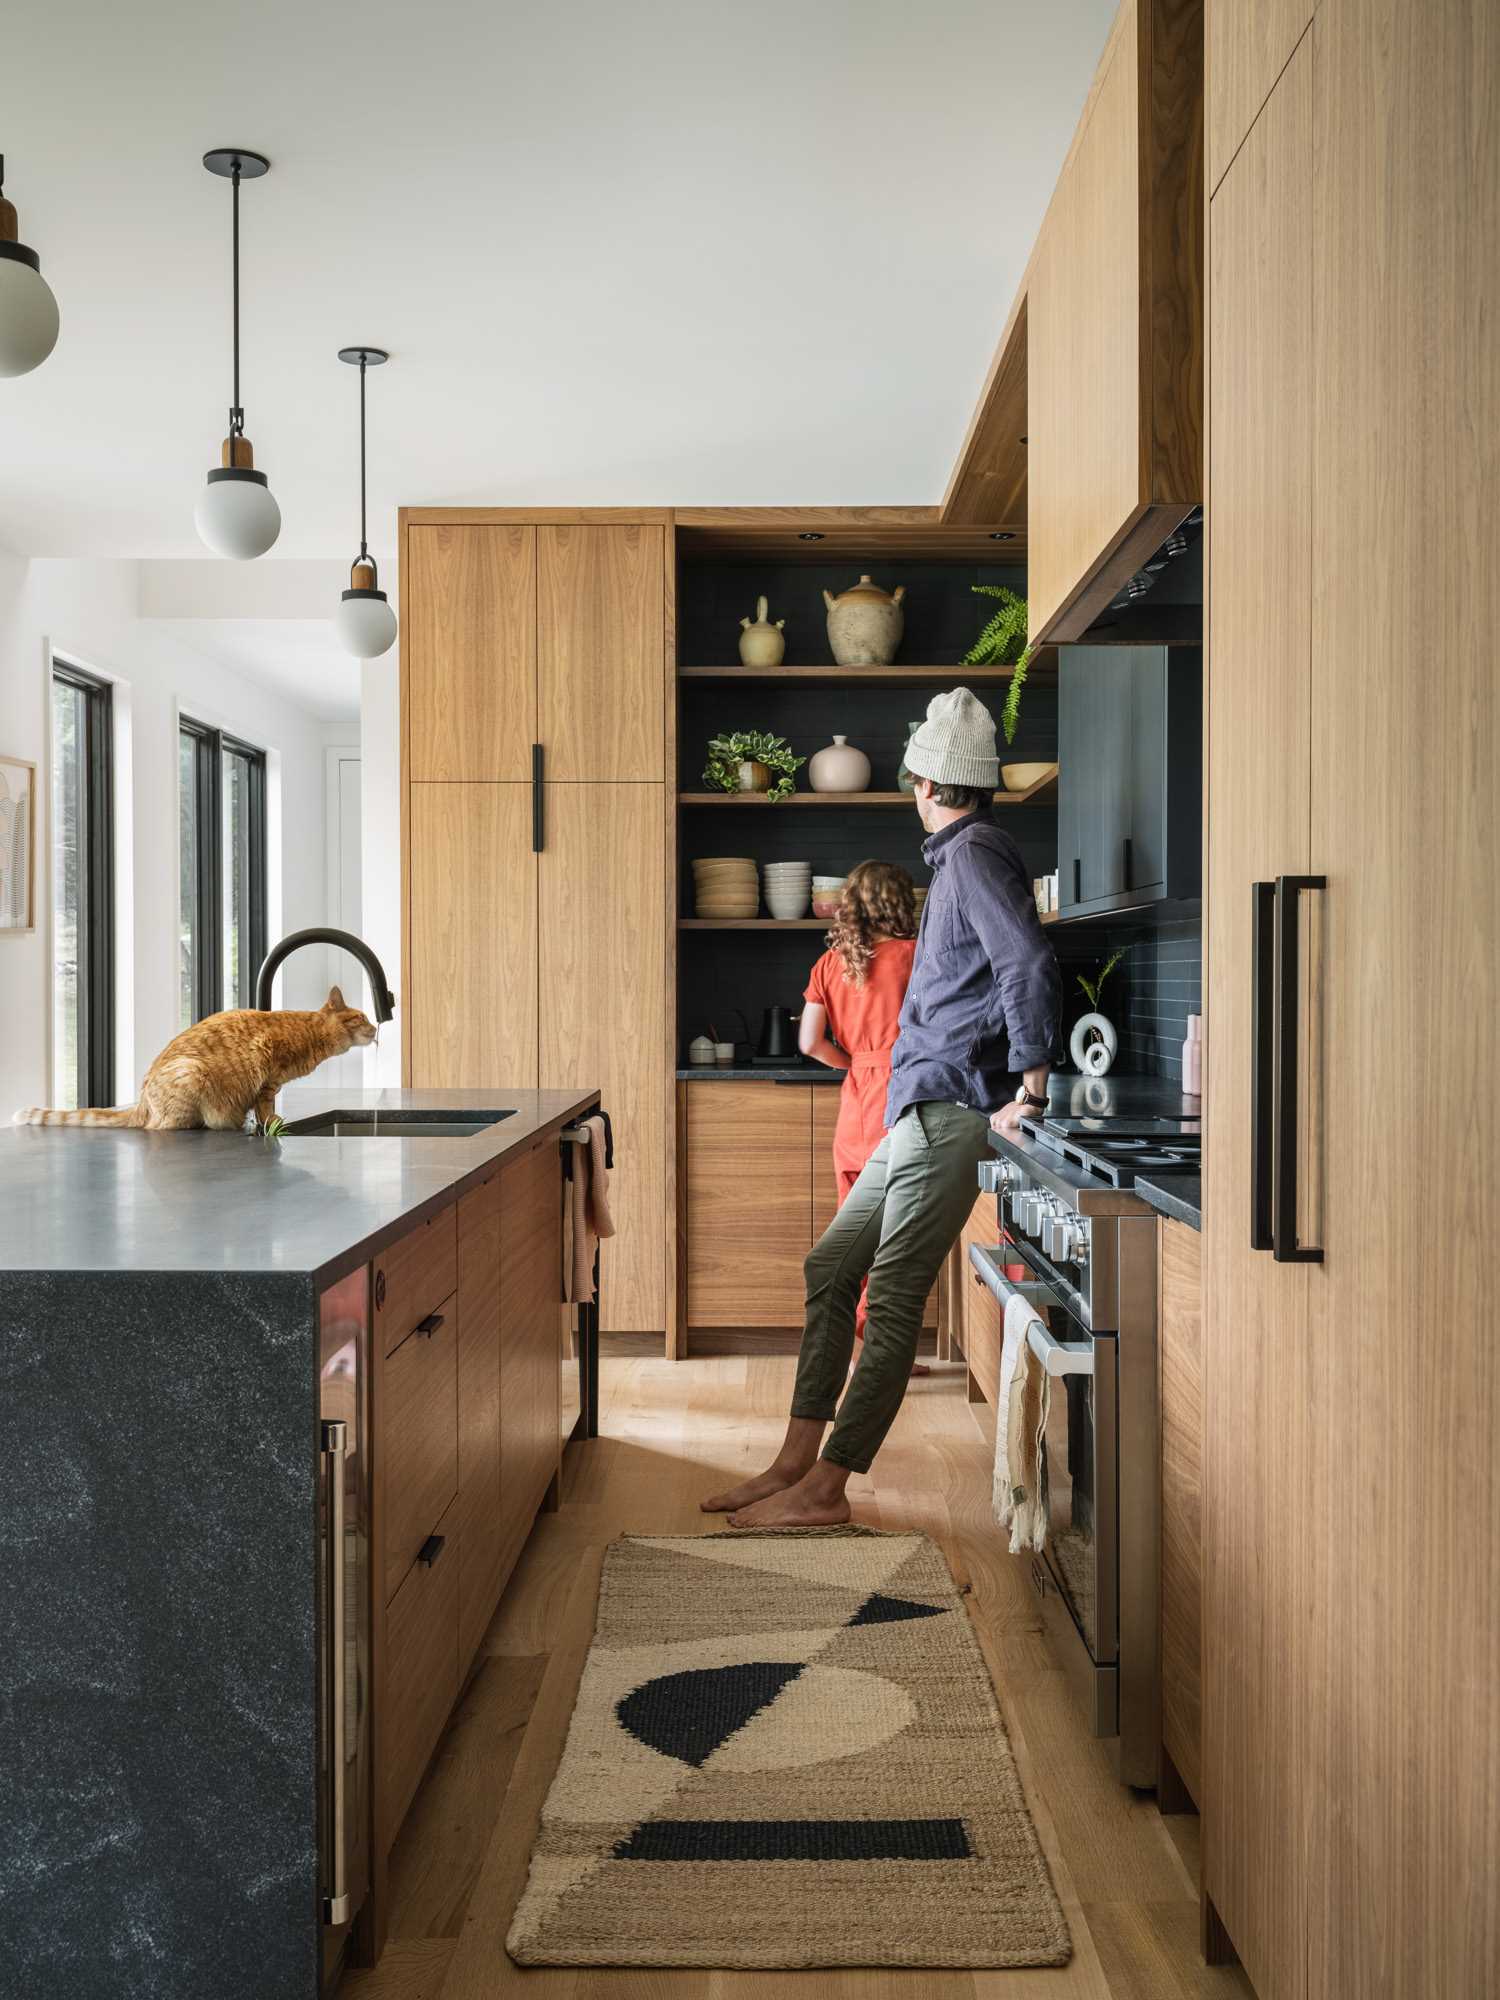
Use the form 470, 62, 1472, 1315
179, 717, 268, 1021
52, 660, 115, 1108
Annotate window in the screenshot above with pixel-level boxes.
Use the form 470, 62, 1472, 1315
51, 663, 114, 1109
179, 719, 267, 1025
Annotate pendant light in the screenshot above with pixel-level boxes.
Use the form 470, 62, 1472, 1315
0, 155, 60, 377
195, 149, 280, 560
332, 346, 398, 659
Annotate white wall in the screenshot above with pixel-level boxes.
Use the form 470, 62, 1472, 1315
0, 555, 338, 1118
359, 650, 403, 1086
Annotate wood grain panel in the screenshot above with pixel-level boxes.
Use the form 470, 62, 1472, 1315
1157, 1216, 1202, 1806
942, 291, 1029, 526
408, 785, 537, 1090
686, 1082, 812, 1327
1206, 0, 1312, 194
536, 525, 665, 781
406, 525, 535, 782
959, 1196, 1002, 1403
812, 1086, 843, 1241
538, 784, 665, 1333
499, 1139, 562, 1559
1202, 40, 1317, 1997
374, 1206, 458, 1360
379, 1498, 460, 1850
1308, 2, 1499, 1991
382, 1301, 459, 1603
456, 1178, 503, 1672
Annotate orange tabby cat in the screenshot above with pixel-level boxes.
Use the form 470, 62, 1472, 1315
15, 987, 377, 1131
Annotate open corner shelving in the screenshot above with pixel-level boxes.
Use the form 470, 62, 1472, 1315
678, 763, 1058, 810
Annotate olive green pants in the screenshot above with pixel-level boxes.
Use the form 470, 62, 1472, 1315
791, 1100, 993, 1474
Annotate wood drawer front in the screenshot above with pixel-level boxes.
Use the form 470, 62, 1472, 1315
1159, 1215, 1203, 1802
500, 1139, 563, 1541
375, 1205, 458, 1358
457, 1179, 504, 1671
383, 1296, 459, 1604
687, 1083, 812, 1328
380, 1501, 460, 1849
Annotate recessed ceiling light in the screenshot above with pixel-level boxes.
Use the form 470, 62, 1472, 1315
797, 532, 824, 542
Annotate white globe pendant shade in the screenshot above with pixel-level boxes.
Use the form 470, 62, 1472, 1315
196, 467, 281, 560
0, 252, 59, 377
335, 586, 398, 660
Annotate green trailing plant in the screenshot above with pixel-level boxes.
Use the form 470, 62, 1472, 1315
961, 584, 1033, 746
702, 729, 805, 803
259, 1114, 286, 1141
1076, 945, 1129, 1012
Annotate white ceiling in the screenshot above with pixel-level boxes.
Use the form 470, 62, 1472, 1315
4, 0, 1112, 570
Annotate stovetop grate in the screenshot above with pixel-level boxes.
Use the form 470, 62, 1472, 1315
1019, 1120, 1202, 1188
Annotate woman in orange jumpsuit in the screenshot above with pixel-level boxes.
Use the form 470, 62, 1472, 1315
799, 861, 919, 1346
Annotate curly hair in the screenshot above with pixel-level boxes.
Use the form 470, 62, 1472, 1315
827, 860, 918, 987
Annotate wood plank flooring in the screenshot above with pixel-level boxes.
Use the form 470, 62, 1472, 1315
344, 1357, 1253, 2000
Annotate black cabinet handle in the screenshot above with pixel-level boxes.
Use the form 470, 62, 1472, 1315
1123, 836, 1133, 892
1251, 882, 1276, 1251
1273, 874, 1326, 1264
532, 743, 545, 851
417, 1534, 446, 1568
1072, 857, 1082, 905
415, 1311, 445, 1338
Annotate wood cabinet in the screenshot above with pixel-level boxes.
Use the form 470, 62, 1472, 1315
499, 1136, 563, 1566
381, 1301, 458, 1603
810, 1086, 939, 1330
1055, 644, 1201, 919
1023, 0, 1203, 641
956, 1191, 1001, 1405
456, 1176, 503, 1669
380, 1495, 460, 1848
1157, 1216, 1201, 1807
1203, 5, 1496, 1989
402, 509, 671, 1338
685, 1082, 812, 1327
1206, 0, 1311, 194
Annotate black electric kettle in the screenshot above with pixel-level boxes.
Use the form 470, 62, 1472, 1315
756, 1006, 799, 1061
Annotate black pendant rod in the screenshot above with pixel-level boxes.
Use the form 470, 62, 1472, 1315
230, 160, 242, 439
358, 355, 368, 562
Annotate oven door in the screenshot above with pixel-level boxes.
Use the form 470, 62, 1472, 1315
969, 1243, 1119, 1736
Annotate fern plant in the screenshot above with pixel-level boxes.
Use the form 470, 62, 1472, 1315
961, 585, 1033, 745
1076, 945, 1129, 1011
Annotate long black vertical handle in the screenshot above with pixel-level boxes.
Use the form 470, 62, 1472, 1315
1073, 856, 1082, 905
1250, 882, 1276, 1250
1123, 837, 1134, 892
1272, 874, 1326, 1264
532, 743, 544, 851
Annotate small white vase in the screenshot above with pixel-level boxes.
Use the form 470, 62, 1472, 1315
1069, 1011, 1119, 1076
807, 735, 872, 793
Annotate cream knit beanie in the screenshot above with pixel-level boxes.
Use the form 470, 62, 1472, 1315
902, 685, 1000, 790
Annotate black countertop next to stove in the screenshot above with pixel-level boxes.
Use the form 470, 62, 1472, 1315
1134, 1172, 1203, 1232
987, 1070, 1202, 1131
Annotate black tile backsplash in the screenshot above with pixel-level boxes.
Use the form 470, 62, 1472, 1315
1051, 917, 1202, 1083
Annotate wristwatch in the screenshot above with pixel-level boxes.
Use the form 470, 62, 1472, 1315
1015, 1084, 1049, 1112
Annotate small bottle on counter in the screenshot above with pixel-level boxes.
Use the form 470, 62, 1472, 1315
1182, 1013, 1203, 1098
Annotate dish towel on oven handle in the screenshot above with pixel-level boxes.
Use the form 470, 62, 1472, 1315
993, 1287, 1050, 1554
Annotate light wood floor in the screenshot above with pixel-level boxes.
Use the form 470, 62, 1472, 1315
344, 1355, 1254, 2000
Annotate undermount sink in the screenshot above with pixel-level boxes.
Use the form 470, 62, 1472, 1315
279, 1109, 516, 1140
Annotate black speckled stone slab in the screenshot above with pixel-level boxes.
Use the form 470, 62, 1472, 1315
676, 1065, 842, 1083
1134, 1172, 1203, 1232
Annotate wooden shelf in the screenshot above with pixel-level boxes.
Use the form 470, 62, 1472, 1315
680, 765, 1058, 808
679, 664, 1024, 686
1039, 908, 1061, 925
680, 918, 827, 930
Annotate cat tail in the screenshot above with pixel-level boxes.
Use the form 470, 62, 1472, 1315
12, 1104, 141, 1127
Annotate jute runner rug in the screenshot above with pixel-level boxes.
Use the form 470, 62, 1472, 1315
506, 1527, 1072, 1969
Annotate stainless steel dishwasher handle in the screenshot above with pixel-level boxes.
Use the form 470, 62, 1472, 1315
322, 1418, 350, 1927
966, 1243, 1093, 1377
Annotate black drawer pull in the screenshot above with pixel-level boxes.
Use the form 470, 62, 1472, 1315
1072, 856, 1082, 904
417, 1534, 446, 1568
415, 1311, 445, 1338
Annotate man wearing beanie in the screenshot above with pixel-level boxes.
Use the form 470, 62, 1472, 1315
704, 686, 1062, 1527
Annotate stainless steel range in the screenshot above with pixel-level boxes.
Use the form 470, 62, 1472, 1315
970, 1110, 1201, 1788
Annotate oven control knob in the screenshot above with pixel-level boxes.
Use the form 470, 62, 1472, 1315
977, 1159, 1017, 1195
1068, 1218, 1091, 1266
1043, 1212, 1067, 1260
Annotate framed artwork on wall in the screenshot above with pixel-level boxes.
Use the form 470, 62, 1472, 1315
0, 755, 37, 933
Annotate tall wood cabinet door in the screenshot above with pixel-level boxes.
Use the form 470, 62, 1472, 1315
1202, 40, 1319, 2000
687, 1083, 812, 1328
408, 785, 538, 1088
537, 525, 665, 781
1206, 0, 1312, 194
1309, 4, 1499, 1992
499, 1137, 562, 1563
538, 784, 665, 1333
406, 524, 536, 782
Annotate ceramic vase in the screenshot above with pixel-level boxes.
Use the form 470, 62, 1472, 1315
1069, 1011, 1119, 1076
738, 596, 786, 667
807, 735, 872, 793
823, 575, 905, 667
736, 759, 771, 794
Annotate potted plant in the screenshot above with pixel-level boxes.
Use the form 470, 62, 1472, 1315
703, 730, 805, 803
962, 585, 1033, 745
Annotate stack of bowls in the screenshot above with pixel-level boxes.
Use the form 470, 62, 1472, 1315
693, 856, 759, 919
762, 861, 812, 920
811, 874, 848, 919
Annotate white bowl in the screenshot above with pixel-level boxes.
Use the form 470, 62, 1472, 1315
767, 896, 811, 920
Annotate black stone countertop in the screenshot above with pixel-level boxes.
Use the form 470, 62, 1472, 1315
677, 1064, 843, 1083
1135, 1172, 1203, 1232
984, 1070, 1203, 1139
0, 1084, 599, 1283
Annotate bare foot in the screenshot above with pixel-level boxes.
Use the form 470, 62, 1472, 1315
728, 1470, 852, 1531
700, 1465, 803, 1514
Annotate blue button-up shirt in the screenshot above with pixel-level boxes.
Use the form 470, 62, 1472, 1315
885, 810, 1063, 1127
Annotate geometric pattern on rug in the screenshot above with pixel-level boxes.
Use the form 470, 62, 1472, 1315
506, 1528, 1072, 1969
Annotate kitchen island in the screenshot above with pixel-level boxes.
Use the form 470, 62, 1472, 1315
0, 1084, 597, 2000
